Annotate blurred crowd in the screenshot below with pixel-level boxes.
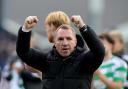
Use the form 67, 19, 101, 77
0, 24, 128, 89
0, 26, 42, 89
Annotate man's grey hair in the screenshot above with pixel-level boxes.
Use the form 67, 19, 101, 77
55, 24, 76, 36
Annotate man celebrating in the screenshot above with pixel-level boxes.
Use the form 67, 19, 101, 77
16, 15, 105, 89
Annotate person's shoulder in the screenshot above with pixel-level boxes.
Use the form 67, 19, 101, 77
45, 48, 56, 59
112, 56, 122, 61
42, 48, 52, 54
122, 54, 128, 62
112, 56, 127, 68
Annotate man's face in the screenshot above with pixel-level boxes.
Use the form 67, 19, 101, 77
54, 28, 77, 57
45, 24, 57, 43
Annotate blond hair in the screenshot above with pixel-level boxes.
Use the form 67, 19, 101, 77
109, 30, 124, 44
45, 11, 70, 29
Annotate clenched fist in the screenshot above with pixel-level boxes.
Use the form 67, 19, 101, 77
71, 15, 86, 29
23, 16, 38, 30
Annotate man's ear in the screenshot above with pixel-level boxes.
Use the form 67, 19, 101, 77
54, 42, 57, 48
53, 36, 56, 43
53, 38, 57, 47
75, 37, 77, 47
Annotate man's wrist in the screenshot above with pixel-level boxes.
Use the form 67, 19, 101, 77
22, 26, 32, 32
79, 23, 86, 29
79, 25, 87, 32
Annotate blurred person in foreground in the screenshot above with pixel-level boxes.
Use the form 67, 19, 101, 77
109, 30, 128, 89
92, 33, 127, 89
16, 15, 105, 89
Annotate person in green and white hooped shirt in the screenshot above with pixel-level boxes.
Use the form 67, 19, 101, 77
92, 33, 127, 89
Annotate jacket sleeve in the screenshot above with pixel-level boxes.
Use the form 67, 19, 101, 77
79, 25, 105, 73
16, 27, 47, 71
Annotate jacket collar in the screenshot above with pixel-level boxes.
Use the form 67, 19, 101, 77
52, 46, 83, 61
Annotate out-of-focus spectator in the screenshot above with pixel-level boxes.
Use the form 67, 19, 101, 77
0, 26, 16, 69
109, 31, 127, 60
0, 78, 10, 89
2, 56, 25, 89
109, 30, 128, 89
0, 26, 21, 89
44, 11, 71, 43
0, 67, 10, 89
2, 55, 42, 89
92, 33, 127, 89
0, 26, 42, 89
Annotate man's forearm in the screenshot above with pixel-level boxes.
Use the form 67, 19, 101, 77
79, 25, 105, 57
16, 26, 31, 59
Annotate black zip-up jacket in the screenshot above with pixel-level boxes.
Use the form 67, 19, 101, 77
16, 26, 105, 89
